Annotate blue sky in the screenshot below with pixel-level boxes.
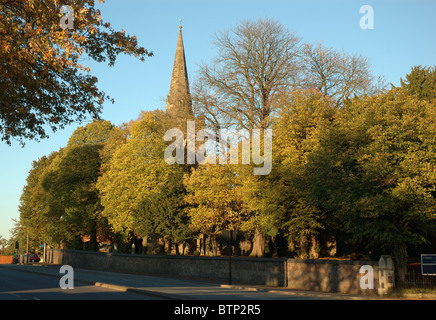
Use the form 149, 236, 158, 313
1, 0, 435, 240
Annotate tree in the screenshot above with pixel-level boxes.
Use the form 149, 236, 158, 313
134, 172, 191, 254
192, 18, 383, 256
99, 120, 132, 175
19, 120, 115, 250
42, 144, 103, 250
66, 118, 115, 146
400, 65, 436, 102
192, 18, 302, 256
40, 120, 115, 250
193, 18, 302, 133
0, 0, 152, 144
97, 111, 166, 233
19, 150, 69, 247
300, 42, 385, 107
96, 110, 191, 252
242, 89, 337, 258
183, 163, 249, 254
275, 89, 338, 257
307, 88, 436, 280
237, 164, 281, 257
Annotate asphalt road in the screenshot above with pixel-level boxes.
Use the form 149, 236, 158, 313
0, 264, 410, 320
0, 265, 158, 300
0, 264, 400, 319
0, 264, 333, 301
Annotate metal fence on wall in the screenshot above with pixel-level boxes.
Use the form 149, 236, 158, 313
396, 271, 436, 290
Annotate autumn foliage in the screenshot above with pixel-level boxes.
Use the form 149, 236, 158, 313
0, 0, 152, 144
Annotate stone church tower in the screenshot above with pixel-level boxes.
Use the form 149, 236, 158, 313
165, 23, 205, 168
166, 24, 195, 126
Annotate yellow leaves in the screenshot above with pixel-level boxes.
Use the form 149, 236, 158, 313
24, 23, 32, 32
78, 7, 89, 16
92, 9, 102, 22
0, 0, 150, 146
42, 51, 51, 60
73, 62, 91, 73
88, 26, 98, 35
76, 46, 85, 55
75, 34, 88, 44
183, 164, 247, 234
1, 41, 11, 53
96, 111, 181, 232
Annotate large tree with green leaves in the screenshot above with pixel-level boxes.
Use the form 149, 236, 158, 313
42, 144, 103, 250
41, 120, 114, 250
183, 163, 250, 254
96, 110, 192, 253
19, 120, 115, 250
306, 88, 436, 279
0, 0, 152, 145
19, 150, 67, 247
240, 89, 337, 258
273, 89, 337, 257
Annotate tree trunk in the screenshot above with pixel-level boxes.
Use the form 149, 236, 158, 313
393, 244, 408, 284
299, 233, 309, 259
310, 234, 319, 259
249, 228, 265, 257
89, 226, 98, 251
147, 235, 158, 254
200, 234, 206, 255
141, 237, 148, 254
175, 241, 180, 255
164, 236, 171, 254
268, 236, 278, 258
211, 235, 218, 256
158, 237, 165, 255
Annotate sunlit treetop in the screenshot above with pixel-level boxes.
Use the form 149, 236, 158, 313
0, 0, 153, 145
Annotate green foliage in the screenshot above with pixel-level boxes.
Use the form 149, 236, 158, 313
307, 88, 436, 253
260, 89, 337, 256
400, 65, 436, 102
19, 150, 64, 245
183, 163, 249, 236
134, 173, 191, 245
42, 144, 103, 250
19, 120, 115, 249
96, 110, 192, 247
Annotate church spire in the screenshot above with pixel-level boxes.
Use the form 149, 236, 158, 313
166, 22, 193, 119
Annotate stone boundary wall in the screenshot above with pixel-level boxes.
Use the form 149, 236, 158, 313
286, 259, 380, 296
46, 249, 381, 295
46, 249, 286, 286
